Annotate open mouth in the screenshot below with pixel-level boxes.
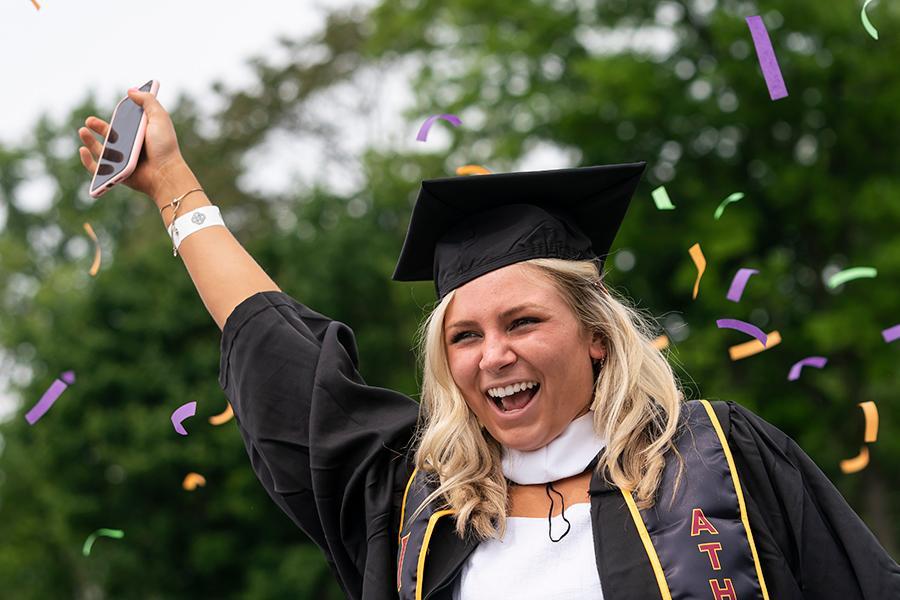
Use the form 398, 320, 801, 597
487, 384, 540, 413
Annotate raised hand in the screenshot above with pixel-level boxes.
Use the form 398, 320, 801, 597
77, 88, 185, 199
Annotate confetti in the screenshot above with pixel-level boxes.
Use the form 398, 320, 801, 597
171, 401, 197, 436
787, 356, 828, 381
82, 528, 124, 556
728, 330, 782, 361
208, 403, 234, 426
826, 267, 877, 289
882, 324, 900, 343
182, 472, 207, 491
726, 268, 759, 302
840, 446, 869, 474
25, 371, 75, 425
651, 186, 675, 210
688, 243, 706, 300
416, 114, 461, 142
83, 223, 102, 276
456, 165, 492, 175
858, 401, 879, 443
651, 334, 670, 350
861, 0, 879, 40
745, 16, 788, 100
716, 319, 769, 346
714, 192, 745, 220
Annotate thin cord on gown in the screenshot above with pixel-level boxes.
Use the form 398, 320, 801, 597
546, 482, 572, 542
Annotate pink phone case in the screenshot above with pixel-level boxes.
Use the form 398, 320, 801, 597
89, 79, 160, 199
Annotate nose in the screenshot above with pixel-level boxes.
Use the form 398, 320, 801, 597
478, 332, 517, 373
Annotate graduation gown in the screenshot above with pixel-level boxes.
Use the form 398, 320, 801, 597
219, 291, 900, 599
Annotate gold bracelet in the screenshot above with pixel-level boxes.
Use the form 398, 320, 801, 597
158, 187, 204, 216
160, 188, 203, 257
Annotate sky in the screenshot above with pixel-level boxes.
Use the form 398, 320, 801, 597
0, 0, 353, 145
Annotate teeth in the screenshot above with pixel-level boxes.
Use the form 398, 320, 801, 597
487, 381, 538, 399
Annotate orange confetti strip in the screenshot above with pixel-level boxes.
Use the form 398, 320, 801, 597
728, 330, 782, 361
840, 446, 869, 474
31, 0, 40, 9
83, 223, 102, 276
182, 472, 206, 491
455, 164, 492, 176
208, 403, 234, 426
859, 401, 879, 443
688, 243, 706, 299
651, 334, 670, 350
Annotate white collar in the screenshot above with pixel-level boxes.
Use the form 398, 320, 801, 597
501, 411, 606, 484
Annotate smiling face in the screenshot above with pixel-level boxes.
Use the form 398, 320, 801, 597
443, 263, 606, 451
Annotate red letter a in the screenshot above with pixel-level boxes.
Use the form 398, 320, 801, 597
691, 507, 719, 536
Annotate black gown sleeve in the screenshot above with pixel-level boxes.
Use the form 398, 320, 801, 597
720, 400, 900, 599
218, 291, 419, 600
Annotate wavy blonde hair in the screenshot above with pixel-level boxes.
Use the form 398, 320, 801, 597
410, 258, 684, 540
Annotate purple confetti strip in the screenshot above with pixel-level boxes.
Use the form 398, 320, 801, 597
746, 16, 788, 101
25, 371, 76, 425
726, 268, 759, 303
416, 113, 462, 142
883, 324, 900, 343
787, 356, 828, 381
170, 401, 197, 436
716, 318, 769, 346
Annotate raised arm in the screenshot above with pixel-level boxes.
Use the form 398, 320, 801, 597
79, 87, 421, 598
77, 87, 279, 330
148, 160, 281, 330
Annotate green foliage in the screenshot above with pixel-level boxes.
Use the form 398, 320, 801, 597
1, 0, 898, 595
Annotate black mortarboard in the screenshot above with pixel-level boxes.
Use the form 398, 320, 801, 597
392, 162, 647, 299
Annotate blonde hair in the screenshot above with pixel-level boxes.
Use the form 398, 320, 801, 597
411, 258, 684, 540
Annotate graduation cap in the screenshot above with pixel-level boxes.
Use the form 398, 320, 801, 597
392, 162, 647, 299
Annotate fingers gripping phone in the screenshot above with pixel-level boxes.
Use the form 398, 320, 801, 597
89, 79, 159, 198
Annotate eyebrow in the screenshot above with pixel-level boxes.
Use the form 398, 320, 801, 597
446, 303, 547, 331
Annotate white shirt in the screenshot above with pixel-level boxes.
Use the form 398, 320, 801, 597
452, 503, 604, 600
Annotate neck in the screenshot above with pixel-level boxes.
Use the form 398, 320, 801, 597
507, 469, 593, 517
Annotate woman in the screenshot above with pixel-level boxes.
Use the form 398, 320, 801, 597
77, 89, 900, 599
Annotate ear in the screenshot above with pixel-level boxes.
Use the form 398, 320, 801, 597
589, 331, 606, 361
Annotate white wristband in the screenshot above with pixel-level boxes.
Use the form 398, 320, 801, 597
167, 205, 226, 252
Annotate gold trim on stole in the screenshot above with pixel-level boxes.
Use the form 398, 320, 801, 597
416, 509, 456, 600
399, 466, 419, 545
699, 399, 770, 600
621, 488, 673, 600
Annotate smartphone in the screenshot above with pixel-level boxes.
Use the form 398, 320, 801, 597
89, 79, 159, 198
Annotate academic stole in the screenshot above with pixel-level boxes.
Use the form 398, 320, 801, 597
396, 467, 455, 600
621, 400, 770, 600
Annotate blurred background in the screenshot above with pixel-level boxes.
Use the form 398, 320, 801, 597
1, 0, 898, 597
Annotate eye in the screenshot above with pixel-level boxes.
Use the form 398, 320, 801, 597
448, 317, 539, 345
511, 317, 539, 329
450, 331, 476, 344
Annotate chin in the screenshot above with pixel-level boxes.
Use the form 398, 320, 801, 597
490, 427, 549, 452
504, 440, 544, 452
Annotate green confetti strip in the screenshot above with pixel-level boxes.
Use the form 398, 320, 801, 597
82, 528, 125, 556
714, 192, 745, 220
827, 267, 878, 289
861, 0, 879, 40
651, 186, 676, 210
